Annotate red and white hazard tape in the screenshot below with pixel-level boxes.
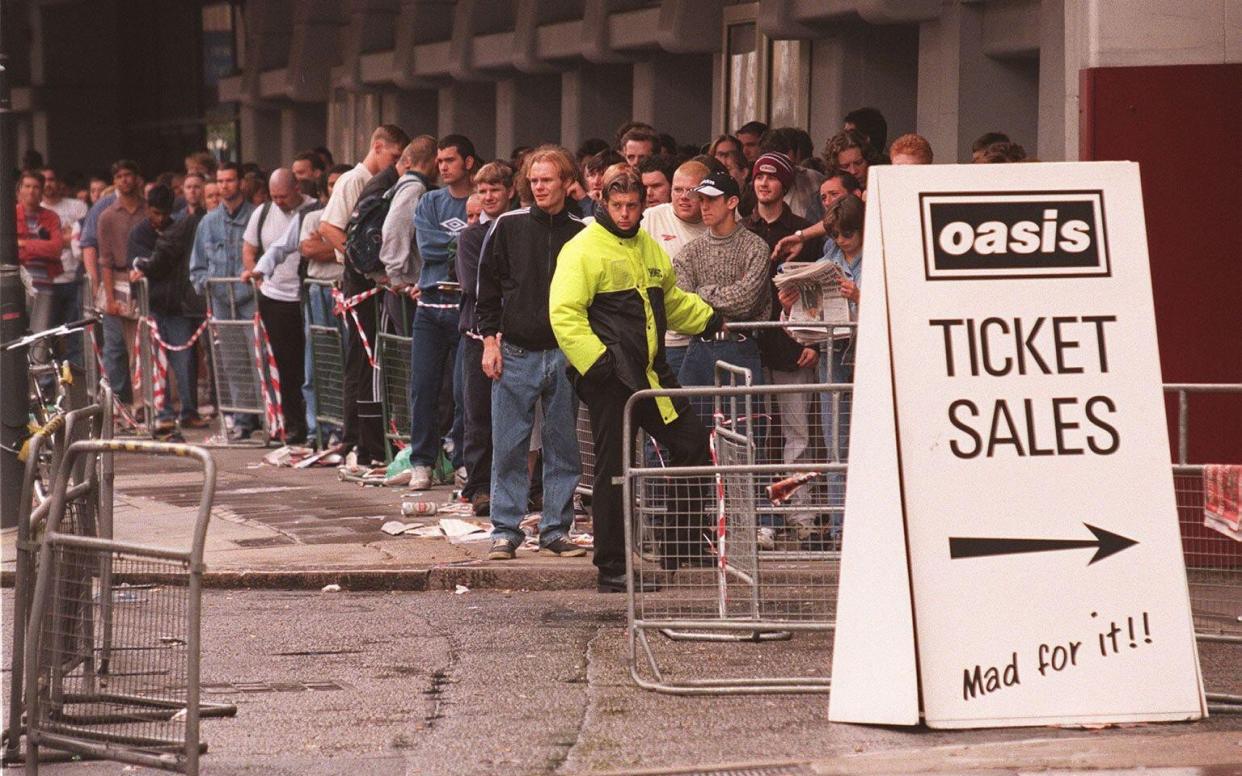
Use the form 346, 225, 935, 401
251, 311, 286, 442
332, 286, 382, 368
140, 316, 209, 352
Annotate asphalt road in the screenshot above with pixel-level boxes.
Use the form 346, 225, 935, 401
5, 588, 1242, 775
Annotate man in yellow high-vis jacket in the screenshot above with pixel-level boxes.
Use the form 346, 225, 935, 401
550, 166, 722, 593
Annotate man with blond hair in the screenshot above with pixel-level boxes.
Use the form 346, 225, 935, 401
318, 123, 409, 464
456, 161, 515, 517
477, 146, 586, 562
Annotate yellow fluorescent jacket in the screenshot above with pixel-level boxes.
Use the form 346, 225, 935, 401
549, 220, 715, 424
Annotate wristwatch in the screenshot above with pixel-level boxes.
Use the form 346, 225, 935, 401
794, 229, 804, 241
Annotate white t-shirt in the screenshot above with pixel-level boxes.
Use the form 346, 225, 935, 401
321, 162, 373, 263
245, 195, 314, 302
300, 210, 342, 282
641, 203, 709, 348
44, 197, 88, 284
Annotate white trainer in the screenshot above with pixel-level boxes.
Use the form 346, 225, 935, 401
410, 465, 433, 490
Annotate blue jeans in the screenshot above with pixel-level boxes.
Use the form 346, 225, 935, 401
664, 344, 687, 379
407, 292, 463, 467
677, 335, 765, 430
102, 313, 133, 404
489, 343, 580, 546
155, 314, 200, 421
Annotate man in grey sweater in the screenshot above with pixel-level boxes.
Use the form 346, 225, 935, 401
674, 168, 771, 421
380, 136, 439, 292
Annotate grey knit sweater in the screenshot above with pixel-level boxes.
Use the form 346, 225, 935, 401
673, 224, 771, 323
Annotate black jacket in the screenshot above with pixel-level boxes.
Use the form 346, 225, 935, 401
476, 204, 586, 351
135, 212, 206, 318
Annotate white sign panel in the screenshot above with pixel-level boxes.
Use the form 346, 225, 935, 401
830, 162, 1205, 729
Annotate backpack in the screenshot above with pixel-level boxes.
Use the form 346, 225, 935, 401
254, 201, 272, 253
344, 172, 429, 277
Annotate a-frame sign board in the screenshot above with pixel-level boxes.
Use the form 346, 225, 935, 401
828, 162, 1206, 729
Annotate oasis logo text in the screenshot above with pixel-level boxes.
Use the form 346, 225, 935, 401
920, 191, 1110, 280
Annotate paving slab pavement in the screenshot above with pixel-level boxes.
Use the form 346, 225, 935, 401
2, 433, 600, 592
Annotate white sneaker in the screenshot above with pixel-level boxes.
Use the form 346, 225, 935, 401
757, 527, 777, 551
410, 465, 433, 490
454, 466, 468, 489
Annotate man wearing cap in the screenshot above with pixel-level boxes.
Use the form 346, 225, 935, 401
673, 167, 771, 424
744, 151, 825, 548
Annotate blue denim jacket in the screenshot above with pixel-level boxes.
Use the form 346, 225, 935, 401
189, 200, 256, 316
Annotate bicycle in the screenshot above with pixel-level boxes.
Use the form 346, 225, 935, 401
3, 316, 100, 505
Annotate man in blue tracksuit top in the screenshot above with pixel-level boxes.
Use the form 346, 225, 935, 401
408, 135, 476, 489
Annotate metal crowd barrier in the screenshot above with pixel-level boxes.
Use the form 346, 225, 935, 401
303, 279, 346, 448
1165, 383, 1242, 712
377, 290, 417, 461
623, 380, 851, 695
575, 404, 595, 503
204, 278, 270, 446
22, 440, 236, 774
5, 388, 113, 763
133, 278, 159, 438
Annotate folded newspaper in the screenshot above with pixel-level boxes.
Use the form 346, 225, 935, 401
773, 261, 852, 342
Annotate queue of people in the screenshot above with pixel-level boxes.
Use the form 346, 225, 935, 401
14, 114, 1032, 592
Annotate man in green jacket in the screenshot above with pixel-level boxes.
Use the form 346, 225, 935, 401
550, 166, 722, 593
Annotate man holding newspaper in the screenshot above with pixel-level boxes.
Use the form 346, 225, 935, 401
774, 194, 865, 545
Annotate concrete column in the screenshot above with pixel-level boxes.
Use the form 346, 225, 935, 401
495, 75, 561, 157
437, 82, 497, 159
384, 89, 439, 140
560, 64, 633, 150
631, 54, 714, 148
280, 103, 328, 164
241, 104, 283, 168
808, 25, 919, 156
918, 3, 1038, 162
1037, 0, 1071, 161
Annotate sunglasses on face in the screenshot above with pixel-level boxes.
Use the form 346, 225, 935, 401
830, 229, 857, 240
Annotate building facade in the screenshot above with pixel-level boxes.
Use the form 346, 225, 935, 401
11, 0, 1241, 171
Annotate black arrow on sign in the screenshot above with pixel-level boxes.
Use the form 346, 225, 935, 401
948, 523, 1138, 565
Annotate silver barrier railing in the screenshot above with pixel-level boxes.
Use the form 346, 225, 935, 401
623, 382, 850, 694
204, 278, 270, 446
23, 440, 236, 774
376, 290, 417, 460
303, 279, 346, 448
4, 387, 113, 764
1164, 383, 1242, 711
133, 278, 159, 438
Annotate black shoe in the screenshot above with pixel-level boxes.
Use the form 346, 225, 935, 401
471, 493, 491, 517
597, 573, 660, 594
541, 537, 587, 557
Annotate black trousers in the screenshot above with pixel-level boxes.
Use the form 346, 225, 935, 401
341, 266, 385, 462
258, 293, 308, 443
582, 379, 712, 578
460, 335, 492, 499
